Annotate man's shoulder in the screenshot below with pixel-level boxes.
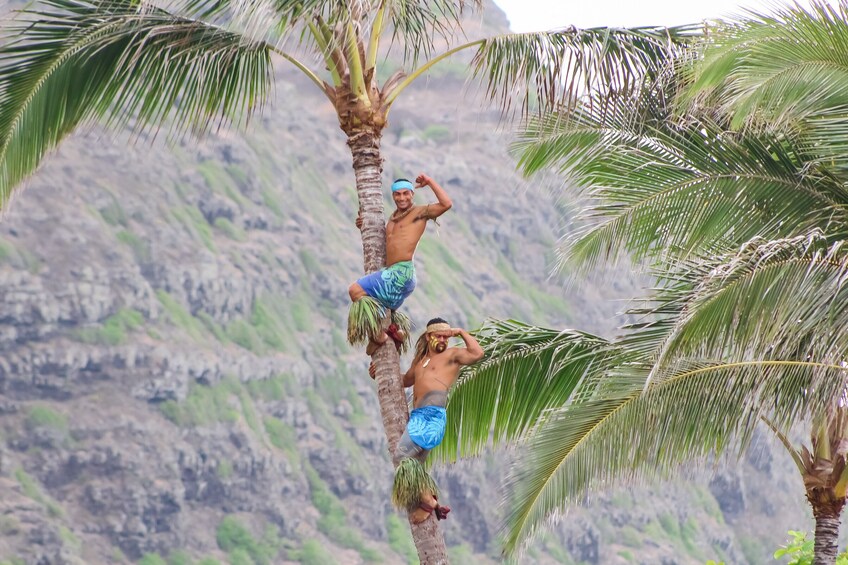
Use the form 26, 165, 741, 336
412, 204, 431, 219
445, 347, 466, 360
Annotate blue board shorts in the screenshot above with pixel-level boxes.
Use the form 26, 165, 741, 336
356, 260, 416, 310
407, 405, 447, 450
393, 405, 447, 463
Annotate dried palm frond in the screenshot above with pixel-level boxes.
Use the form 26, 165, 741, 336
392, 458, 438, 511
391, 310, 413, 354
347, 296, 385, 346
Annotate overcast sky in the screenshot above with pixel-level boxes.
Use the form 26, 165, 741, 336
493, 0, 788, 31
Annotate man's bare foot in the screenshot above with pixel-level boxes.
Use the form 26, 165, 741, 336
411, 491, 440, 524
365, 324, 405, 357
411, 505, 433, 524
386, 324, 406, 350
365, 332, 389, 356
411, 508, 431, 524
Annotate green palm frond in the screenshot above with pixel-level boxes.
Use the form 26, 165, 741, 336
472, 25, 699, 116
687, 1, 848, 126
500, 358, 848, 556
383, 0, 482, 65
685, 2, 848, 169
434, 279, 693, 466
0, 0, 273, 205
516, 104, 848, 270
347, 296, 385, 345
293, 0, 481, 74
484, 251, 848, 555
178, 0, 325, 25
567, 129, 842, 268
431, 319, 612, 464
650, 231, 848, 381
480, 3, 848, 557
513, 85, 675, 178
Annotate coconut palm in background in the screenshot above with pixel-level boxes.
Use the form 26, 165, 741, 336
0, 0, 699, 560
437, 2, 848, 563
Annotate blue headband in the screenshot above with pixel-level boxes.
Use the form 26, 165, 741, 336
391, 180, 414, 192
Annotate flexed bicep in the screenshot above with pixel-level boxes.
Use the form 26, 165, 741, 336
451, 328, 484, 366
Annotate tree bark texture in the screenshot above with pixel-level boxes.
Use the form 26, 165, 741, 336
347, 128, 449, 564
808, 488, 845, 565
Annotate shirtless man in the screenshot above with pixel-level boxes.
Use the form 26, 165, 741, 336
371, 317, 484, 523
348, 175, 452, 346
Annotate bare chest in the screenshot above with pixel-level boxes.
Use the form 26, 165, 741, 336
414, 357, 458, 384
387, 214, 425, 239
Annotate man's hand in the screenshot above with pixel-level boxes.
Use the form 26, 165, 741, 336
368, 362, 376, 380
415, 173, 452, 219
355, 210, 363, 231
450, 328, 484, 365
415, 173, 433, 189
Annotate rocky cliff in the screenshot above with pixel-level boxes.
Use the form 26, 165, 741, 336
0, 2, 825, 565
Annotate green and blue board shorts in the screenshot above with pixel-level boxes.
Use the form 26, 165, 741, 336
356, 260, 416, 310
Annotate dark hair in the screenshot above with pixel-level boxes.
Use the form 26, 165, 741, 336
426, 317, 448, 327
394, 177, 411, 184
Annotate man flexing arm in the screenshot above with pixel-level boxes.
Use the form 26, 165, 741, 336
381, 318, 483, 524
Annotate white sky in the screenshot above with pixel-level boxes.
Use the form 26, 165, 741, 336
494, 0, 787, 31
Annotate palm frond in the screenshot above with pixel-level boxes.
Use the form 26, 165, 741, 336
500, 358, 848, 556
347, 296, 385, 345
512, 83, 675, 178
486, 4, 848, 557
435, 277, 697, 466
383, 0, 482, 66
392, 457, 438, 510
516, 104, 848, 270
391, 309, 413, 354
176, 0, 325, 26
650, 231, 848, 382
431, 319, 612, 464
471, 24, 699, 117
0, 0, 273, 205
296, 0, 482, 71
684, 2, 848, 168
688, 1, 848, 122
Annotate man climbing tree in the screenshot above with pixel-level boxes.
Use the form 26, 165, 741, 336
349, 174, 452, 351
371, 318, 483, 523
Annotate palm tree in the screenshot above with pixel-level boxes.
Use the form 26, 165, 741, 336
437, 2, 848, 562
0, 0, 694, 560
441, 236, 848, 562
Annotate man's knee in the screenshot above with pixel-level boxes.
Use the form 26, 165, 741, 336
349, 283, 365, 302
394, 433, 426, 465
393, 449, 429, 467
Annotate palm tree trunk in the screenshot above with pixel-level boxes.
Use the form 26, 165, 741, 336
347, 128, 449, 565
807, 487, 845, 565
